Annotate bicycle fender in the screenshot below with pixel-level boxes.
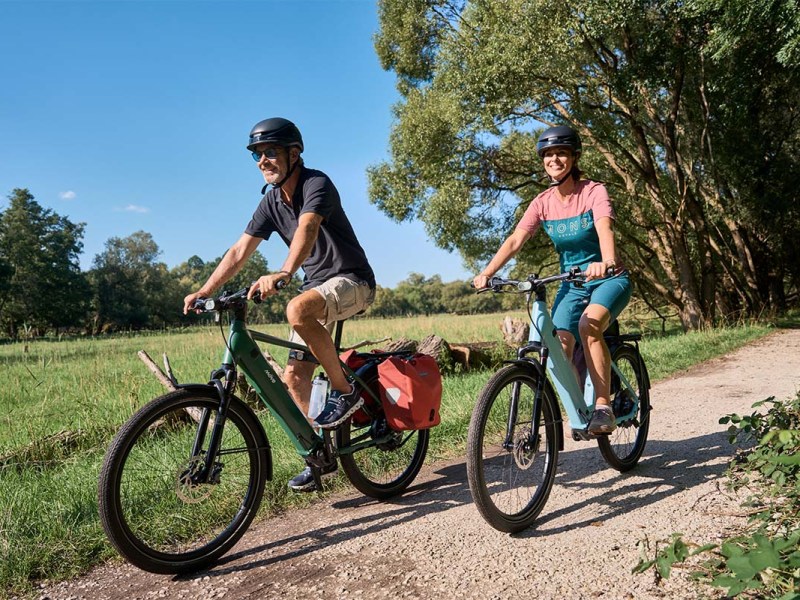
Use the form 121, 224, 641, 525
175, 383, 274, 482
503, 358, 565, 451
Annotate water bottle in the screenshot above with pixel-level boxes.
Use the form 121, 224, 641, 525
308, 372, 328, 420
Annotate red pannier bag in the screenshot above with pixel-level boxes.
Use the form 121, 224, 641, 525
339, 349, 376, 426
377, 354, 442, 430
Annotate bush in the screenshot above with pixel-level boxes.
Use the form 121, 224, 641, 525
634, 393, 800, 598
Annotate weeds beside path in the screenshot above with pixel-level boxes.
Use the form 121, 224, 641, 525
29, 328, 800, 600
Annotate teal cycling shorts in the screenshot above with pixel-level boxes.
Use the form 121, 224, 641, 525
551, 272, 632, 340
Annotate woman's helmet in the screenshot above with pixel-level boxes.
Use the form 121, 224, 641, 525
247, 117, 304, 152
536, 125, 582, 157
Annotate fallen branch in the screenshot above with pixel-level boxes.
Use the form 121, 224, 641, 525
137, 350, 203, 423
138, 350, 177, 391
261, 348, 285, 379
342, 336, 392, 351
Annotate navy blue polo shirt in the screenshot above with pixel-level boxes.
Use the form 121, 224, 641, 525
244, 166, 376, 290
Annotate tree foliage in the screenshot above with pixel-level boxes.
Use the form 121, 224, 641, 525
88, 231, 180, 331
370, 0, 800, 329
0, 187, 609, 339
0, 189, 88, 336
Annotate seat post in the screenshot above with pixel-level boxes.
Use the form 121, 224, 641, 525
333, 320, 345, 352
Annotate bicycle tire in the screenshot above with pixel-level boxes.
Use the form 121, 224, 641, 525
597, 345, 651, 471
98, 389, 270, 574
337, 373, 429, 500
466, 364, 560, 533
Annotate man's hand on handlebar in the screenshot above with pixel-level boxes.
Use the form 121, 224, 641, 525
472, 274, 492, 290
247, 272, 289, 301
183, 291, 209, 315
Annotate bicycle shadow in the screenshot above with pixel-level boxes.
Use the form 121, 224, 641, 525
197, 428, 738, 579
516, 428, 739, 537
202, 463, 471, 579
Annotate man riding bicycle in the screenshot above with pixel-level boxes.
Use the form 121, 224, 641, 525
183, 117, 376, 492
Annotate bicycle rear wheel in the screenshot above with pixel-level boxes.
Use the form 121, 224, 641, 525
338, 374, 429, 500
597, 345, 650, 471
466, 364, 559, 533
98, 389, 270, 574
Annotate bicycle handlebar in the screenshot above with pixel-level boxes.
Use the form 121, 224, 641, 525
192, 279, 288, 313
486, 267, 584, 293
474, 266, 616, 294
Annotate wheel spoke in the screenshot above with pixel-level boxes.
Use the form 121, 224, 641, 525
598, 346, 650, 472
466, 365, 558, 533
98, 391, 267, 573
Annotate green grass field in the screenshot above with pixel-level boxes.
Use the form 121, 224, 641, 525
0, 311, 781, 597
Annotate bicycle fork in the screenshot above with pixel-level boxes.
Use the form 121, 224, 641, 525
186, 364, 238, 485
503, 352, 548, 454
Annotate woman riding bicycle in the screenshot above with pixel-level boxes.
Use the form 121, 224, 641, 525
472, 125, 631, 435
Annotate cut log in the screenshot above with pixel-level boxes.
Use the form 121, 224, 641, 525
501, 316, 530, 346
450, 341, 504, 370
417, 335, 452, 367
381, 338, 418, 353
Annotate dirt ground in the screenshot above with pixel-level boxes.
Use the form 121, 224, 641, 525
33, 329, 800, 600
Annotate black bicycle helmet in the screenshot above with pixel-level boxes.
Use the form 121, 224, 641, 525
536, 125, 582, 157
247, 117, 304, 152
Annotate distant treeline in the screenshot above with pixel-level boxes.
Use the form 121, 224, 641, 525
0, 188, 508, 339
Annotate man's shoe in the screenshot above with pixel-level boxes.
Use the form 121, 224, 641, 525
287, 463, 338, 493
588, 406, 617, 435
314, 383, 364, 429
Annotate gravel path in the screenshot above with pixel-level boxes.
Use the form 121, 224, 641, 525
35, 329, 800, 600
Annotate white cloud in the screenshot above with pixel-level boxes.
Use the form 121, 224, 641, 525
59, 190, 76, 200
121, 204, 150, 214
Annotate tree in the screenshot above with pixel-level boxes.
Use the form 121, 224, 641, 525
370, 0, 800, 329
89, 231, 179, 331
394, 273, 446, 315
0, 188, 88, 337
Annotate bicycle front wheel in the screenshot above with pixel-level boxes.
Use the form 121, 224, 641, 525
338, 374, 429, 500
466, 364, 560, 533
98, 389, 270, 574
597, 345, 651, 471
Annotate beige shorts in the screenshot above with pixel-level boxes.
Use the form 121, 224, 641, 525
288, 277, 375, 353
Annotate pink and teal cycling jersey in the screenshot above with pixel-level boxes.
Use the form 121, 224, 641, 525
516, 180, 615, 272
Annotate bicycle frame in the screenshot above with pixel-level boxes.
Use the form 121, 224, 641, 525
216, 307, 391, 460
226, 317, 322, 456
524, 285, 642, 431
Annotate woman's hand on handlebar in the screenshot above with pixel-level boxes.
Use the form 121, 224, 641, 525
584, 261, 614, 281
248, 272, 289, 301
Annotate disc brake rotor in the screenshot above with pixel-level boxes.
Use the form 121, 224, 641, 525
175, 456, 215, 504
512, 434, 539, 470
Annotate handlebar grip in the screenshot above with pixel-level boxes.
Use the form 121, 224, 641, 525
250, 278, 288, 304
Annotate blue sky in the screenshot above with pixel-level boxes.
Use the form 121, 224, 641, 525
0, 0, 474, 288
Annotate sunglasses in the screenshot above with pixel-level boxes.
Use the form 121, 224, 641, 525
251, 147, 281, 162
